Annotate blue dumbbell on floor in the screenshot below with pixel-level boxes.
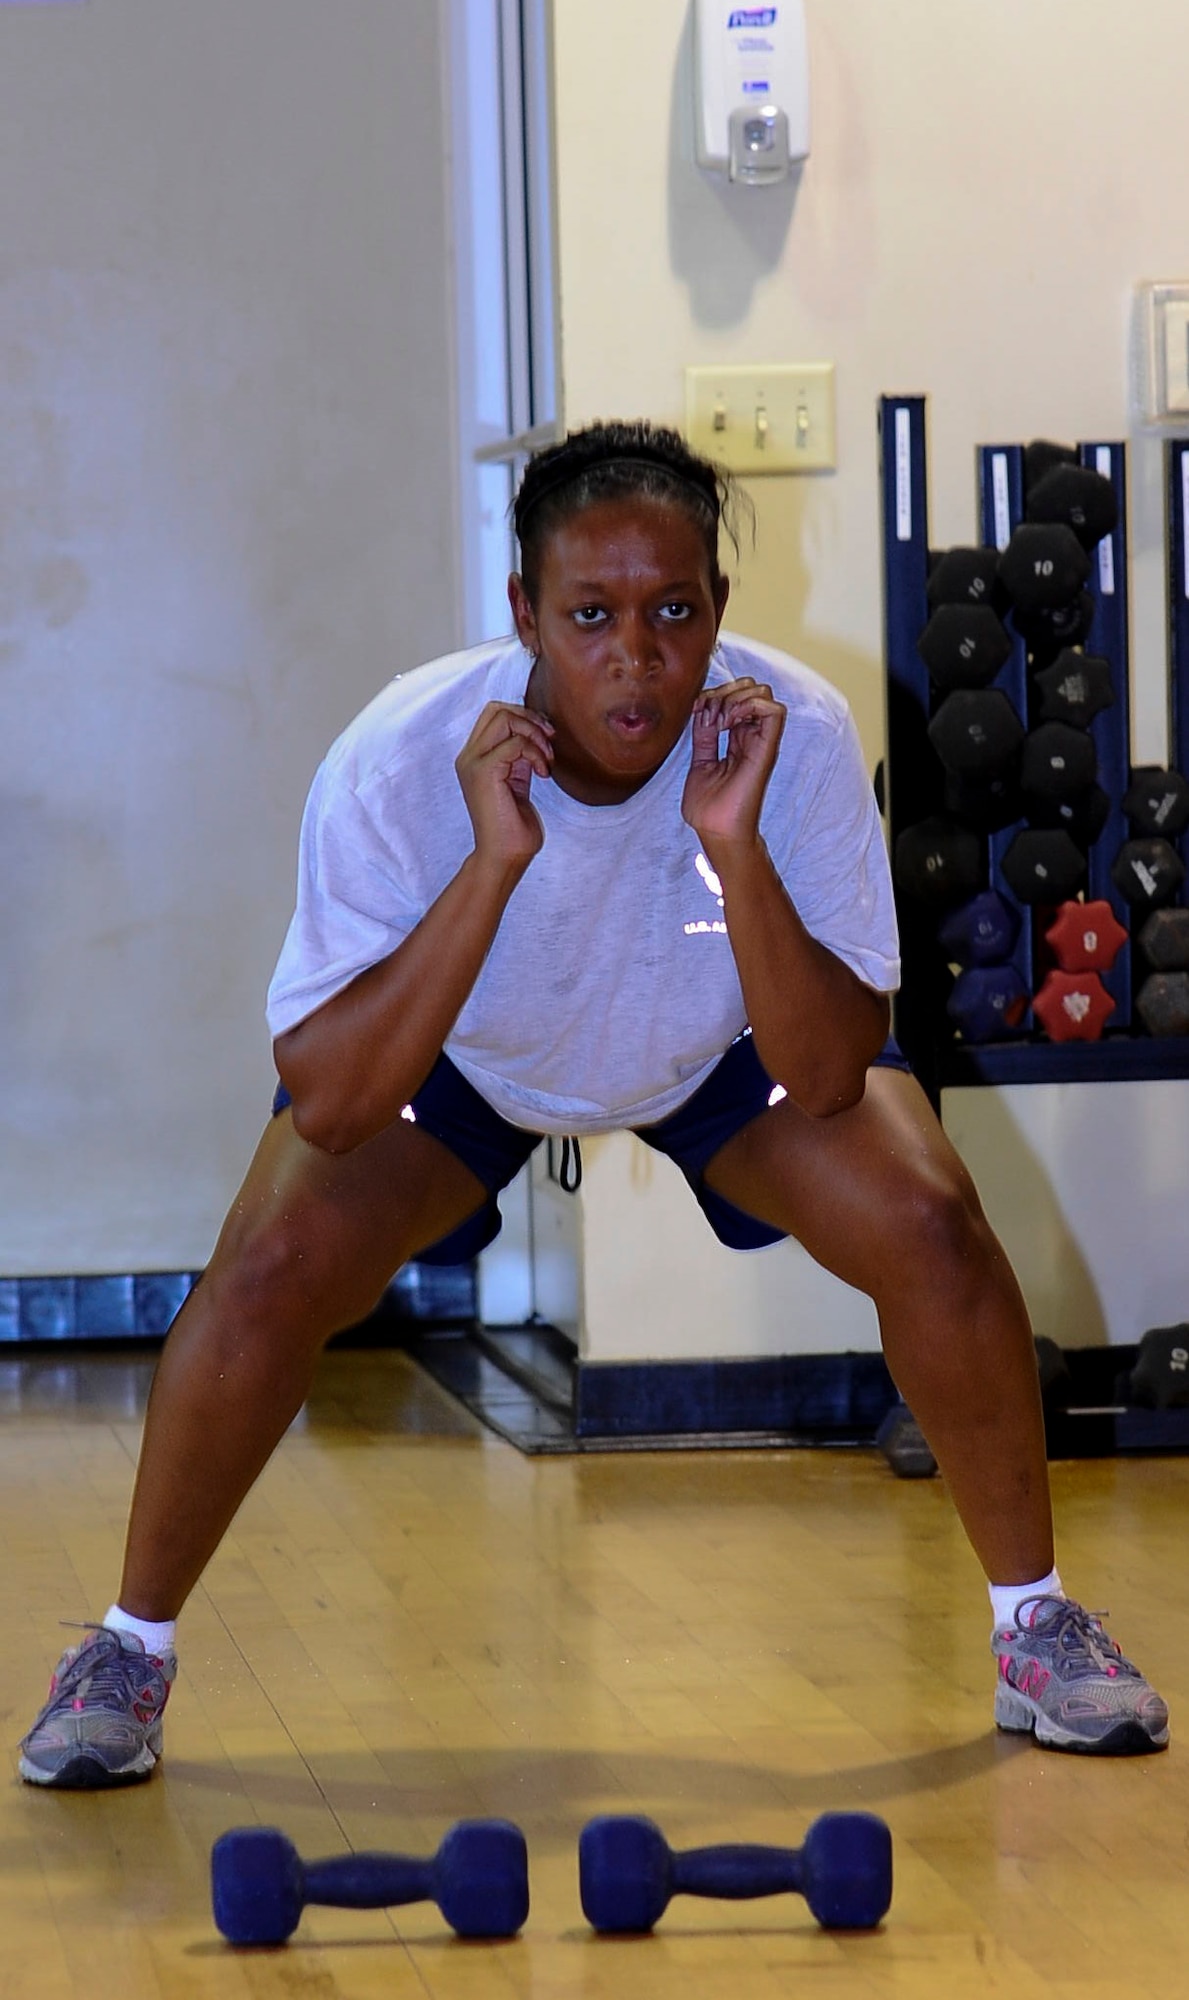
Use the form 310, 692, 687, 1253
211, 1820, 529, 1945
578, 1811, 892, 1933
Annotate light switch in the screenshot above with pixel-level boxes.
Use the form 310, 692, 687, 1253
1134, 282, 1189, 424
685, 362, 836, 473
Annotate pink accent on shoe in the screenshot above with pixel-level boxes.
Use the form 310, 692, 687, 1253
1010, 1658, 1051, 1700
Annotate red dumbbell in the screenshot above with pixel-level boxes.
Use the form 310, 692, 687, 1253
1032, 969, 1116, 1042
1044, 899, 1128, 974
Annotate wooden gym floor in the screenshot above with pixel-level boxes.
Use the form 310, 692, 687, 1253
2, 1347, 1186, 2000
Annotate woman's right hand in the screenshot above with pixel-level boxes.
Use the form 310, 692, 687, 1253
455, 701, 555, 871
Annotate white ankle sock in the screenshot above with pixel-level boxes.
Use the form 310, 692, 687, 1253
988, 1569, 1064, 1632
103, 1604, 177, 1658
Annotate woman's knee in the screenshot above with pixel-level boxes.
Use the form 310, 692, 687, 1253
875, 1155, 994, 1296
204, 1204, 387, 1344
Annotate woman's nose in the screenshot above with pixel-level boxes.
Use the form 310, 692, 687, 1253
610, 618, 657, 675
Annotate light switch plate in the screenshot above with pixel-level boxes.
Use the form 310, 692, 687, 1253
685, 362, 836, 473
1134, 282, 1189, 424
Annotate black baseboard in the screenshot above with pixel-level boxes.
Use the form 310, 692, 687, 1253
0, 1261, 477, 1346
403, 1323, 900, 1455
9, 1278, 1187, 1464
0, 1272, 200, 1343
404, 1325, 1189, 1460
573, 1351, 897, 1440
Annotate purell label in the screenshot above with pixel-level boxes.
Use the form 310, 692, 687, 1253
729, 7, 778, 24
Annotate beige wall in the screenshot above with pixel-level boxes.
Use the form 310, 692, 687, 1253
0, 0, 458, 1273
549, 0, 1189, 1360
551, 0, 1185, 763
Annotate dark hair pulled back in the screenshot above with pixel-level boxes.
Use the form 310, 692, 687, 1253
513, 419, 747, 604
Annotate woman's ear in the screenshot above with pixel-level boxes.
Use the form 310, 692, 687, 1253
507, 572, 539, 653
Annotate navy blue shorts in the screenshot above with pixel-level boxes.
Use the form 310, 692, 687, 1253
272, 1033, 912, 1263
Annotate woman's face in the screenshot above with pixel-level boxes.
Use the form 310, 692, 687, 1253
509, 494, 729, 806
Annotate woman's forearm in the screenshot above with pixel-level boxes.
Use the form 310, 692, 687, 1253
707, 835, 890, 1117
273, 850, 527, 1153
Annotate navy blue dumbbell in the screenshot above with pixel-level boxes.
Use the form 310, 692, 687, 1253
578, 1811, 892, 1934
938, 890, 1020, 969
211, 1820, 529, 1945
947, 965, 1029, 1042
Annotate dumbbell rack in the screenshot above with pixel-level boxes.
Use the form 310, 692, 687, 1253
880, 395, 1189, 1096
1167, 438, 1189, 850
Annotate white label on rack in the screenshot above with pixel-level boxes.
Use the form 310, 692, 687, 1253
895, 408, 912, 540
992, 453, 1010, 550
1095, 447, 1116, 594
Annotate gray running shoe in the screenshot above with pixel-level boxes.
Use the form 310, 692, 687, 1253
992, 1595, 1168, 1755
20, 1624, 176, 1788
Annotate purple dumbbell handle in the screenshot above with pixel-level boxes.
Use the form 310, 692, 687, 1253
672, 1844, 801, 1901
303, 1854, 433, 1909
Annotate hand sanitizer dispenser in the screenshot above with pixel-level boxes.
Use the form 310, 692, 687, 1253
694, 1, 810, 187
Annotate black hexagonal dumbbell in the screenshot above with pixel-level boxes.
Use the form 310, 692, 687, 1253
1023, 438, 1079, 488
1001, 829, 1087, 904
1135, 972, 1189, 1037
1034, 1335, 1073, 1413
1126, 1324, 1189, 1408
927, 545, 1009, 615
917, 603, 1013, 690
1034, 649, 1115, 729
998, 523, 1090, 617
894, 816, 982, 907
1122, 766, 1189, 839
928, 689, 1024, 779
876, 1402, 937, 1478
943, 768, 1026, 833
1138, 906, 1189, 971
1019, 722, 1097, 803
1011, 591, 1096, 653
1027, 782, 1111, 850
1025, 464, 1118, 551
1110, 839, 1186, 911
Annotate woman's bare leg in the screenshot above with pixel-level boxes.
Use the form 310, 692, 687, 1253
118, 1109, 490, 1621
702, 1067, 1053, 1584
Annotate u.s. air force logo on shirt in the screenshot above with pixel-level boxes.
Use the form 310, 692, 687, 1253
684, 853, 728, 936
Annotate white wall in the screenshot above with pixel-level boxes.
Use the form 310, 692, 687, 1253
944, 1083, 1189, 1351
0, 0, 458, 1273
547, 0, 1189, 1361
551, 0, 1189, 758
579, 1134, 879, 1363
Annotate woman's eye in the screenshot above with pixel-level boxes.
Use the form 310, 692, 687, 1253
659, 602, 692, 622
572, 606, 606, 627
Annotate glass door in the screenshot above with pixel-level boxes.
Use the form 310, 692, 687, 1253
449, 0, 560, 646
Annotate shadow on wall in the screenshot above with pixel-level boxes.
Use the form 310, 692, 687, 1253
943, 1088, 1110, 1351
665, 4, 877, 330
721, 466, 886, 758
666, 3, 799, 327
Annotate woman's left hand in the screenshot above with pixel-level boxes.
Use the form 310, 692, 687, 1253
681, 677, 786, 850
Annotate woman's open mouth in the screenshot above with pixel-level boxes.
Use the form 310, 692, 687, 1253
605, 704, 662, 741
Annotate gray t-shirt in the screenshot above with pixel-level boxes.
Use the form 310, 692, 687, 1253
266, 632, 900, 1136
